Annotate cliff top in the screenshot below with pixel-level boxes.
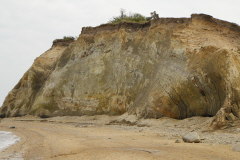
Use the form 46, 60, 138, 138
52, 36, 75, 47
81, 14, 240, 35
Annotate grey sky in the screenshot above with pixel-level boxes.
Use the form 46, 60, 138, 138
0, 0, 239, 105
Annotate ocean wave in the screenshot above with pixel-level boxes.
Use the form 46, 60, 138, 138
0, 131, 20, 151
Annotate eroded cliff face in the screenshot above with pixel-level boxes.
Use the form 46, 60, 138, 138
0, 39, 74, 117
1, 14, 240, 119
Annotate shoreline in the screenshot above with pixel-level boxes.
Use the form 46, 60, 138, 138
0, 129, 24, 159
0, 115, 240, 160
0, 131, 20, 151
0, 130, 21, 152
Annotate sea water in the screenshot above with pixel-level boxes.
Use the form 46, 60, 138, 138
0, 131, 20, 151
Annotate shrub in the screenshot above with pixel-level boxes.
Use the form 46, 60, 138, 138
109, 9, 148, 24
63, 36, 75, 41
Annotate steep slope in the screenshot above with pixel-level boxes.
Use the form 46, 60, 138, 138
1, 14, 240, 119
0, 39, 74, 117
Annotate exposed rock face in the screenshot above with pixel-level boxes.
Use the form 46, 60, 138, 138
0, 40, 73, 117
1, 14, 240, 119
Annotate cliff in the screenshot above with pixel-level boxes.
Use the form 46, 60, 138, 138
1, 14, 240, 120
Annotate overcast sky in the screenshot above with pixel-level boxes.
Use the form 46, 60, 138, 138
0, 0, 240, 106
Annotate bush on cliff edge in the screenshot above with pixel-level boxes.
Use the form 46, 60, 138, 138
109, 9, 148, 24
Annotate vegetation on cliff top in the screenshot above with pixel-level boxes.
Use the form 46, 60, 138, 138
109, 9, 148, 24
63, 36, 75, 41
52, 36, 75, 46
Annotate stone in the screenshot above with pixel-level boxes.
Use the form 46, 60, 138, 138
9, 126, 16, 129
175, 139, 182, 143
182, 132, 201, 143
226, 113, 236, 121
232, 144, 240, 152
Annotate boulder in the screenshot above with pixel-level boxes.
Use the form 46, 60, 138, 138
182, 132, 201, 143
226, 113, 236, 121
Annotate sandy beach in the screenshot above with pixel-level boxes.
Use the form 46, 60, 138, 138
0, 115, 240, 160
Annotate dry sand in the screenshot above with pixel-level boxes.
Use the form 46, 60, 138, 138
0, 115, 240, 160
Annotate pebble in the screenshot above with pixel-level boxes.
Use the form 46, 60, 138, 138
175, 139, 181, 143
9, 126, 16, 129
